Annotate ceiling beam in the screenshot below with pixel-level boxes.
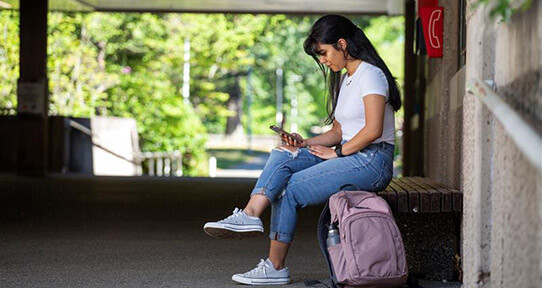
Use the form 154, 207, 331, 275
2, 0, 404, 15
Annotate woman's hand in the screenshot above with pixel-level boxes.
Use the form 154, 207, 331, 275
281, 132, 308, 148
308, 145, 338, 159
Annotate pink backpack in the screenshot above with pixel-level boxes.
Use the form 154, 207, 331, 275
307, 189, 409, 288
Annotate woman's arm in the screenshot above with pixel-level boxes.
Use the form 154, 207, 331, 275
305, 120, 342, 147
340, 94, 386, 155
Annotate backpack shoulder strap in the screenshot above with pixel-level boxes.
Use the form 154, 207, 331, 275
317, 203, 333, 276
316, 202, 340, 287
304, 202, 341, 288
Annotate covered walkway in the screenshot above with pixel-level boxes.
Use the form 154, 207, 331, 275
0, 175, 327, 287
1, 217, 327, 287
0, 0, 427, 286
0, 175, 461, 287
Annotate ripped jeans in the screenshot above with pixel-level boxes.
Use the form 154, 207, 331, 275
250, 141, 394, 243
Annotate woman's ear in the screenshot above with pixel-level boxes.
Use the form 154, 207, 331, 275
338, 38, 347, 50
338, 38, 349, 59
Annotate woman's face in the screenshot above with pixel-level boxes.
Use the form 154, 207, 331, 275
316, 42, 347, 72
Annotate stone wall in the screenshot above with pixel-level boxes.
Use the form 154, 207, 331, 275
423, 0, 462, 189
418, 0, 541, 286
461, 1, 542, 287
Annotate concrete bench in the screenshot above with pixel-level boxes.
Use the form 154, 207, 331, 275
376, 177, 463, 281
379, 176, 463, 214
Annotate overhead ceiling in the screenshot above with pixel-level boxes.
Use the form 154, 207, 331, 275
1, 0, 404, 15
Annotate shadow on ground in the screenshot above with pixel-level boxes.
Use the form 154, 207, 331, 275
0, 175, 461, 287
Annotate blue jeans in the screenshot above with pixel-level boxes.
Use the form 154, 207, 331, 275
250, 141, 394, 243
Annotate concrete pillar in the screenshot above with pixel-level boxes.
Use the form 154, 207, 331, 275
16, 0, 49, 176
463, 1, 542, 287
462, 1, 496, 286
488, 1, 542, 287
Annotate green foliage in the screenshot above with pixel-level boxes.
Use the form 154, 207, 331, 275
0, 11, 405, 175
248, 15, 322, 135
247, 15, 404, 136
363, 16, 404, 88
472, 0, 532, 22
48, 12, 119, 116
85, 13, 209, 176
207, 148, 269, 169
0, 10, 18, 114
171, 14, 270, 134
0, 11, 209, 175
363, 16, 405, 122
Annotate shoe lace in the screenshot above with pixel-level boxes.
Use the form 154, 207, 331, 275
247, 259, 268, 276
222, 207, 243, 221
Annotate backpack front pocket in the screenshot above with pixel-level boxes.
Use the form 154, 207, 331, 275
342, 213, 395, 281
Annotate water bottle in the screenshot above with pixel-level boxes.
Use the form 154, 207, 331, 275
326, 223, 341, 247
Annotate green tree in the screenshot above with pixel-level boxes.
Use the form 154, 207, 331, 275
165, 14, 269, 136
48, 12, 119, 116
84, 13, 209, 175
0, 10, 18, 115
0, 11, 404, 175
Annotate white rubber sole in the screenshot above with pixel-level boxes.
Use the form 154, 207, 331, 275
203, 222, 264, 239
232, 274, 290, 285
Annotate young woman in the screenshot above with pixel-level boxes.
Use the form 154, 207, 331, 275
203, 14, 401, 285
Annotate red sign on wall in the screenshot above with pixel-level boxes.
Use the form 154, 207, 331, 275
418, 0, 438, 14
419, 6, 444, 58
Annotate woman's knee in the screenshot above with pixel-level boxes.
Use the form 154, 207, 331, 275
282, 178, 306, 209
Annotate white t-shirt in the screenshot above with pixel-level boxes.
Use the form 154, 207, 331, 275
334, 62, 395, 145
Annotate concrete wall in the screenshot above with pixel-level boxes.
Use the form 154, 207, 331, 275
423, 0, 462, 189
419, 0, 541, 286
91, 116, 140, 176
461, 1, 542, 287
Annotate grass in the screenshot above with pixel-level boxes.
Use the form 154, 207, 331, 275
206, 148, 269, 169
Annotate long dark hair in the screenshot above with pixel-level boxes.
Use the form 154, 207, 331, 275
303, 15, 402, 125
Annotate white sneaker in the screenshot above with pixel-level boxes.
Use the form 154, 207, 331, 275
232, 258, 290, 285
203, 208, 264, 239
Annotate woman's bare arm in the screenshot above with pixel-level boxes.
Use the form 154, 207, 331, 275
305, 120, 342, 147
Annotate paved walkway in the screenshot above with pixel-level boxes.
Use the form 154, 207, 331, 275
0, 175, 462, 288
0, 219, 461, 288
0, 219, 327, 288
215, 152, 269, 178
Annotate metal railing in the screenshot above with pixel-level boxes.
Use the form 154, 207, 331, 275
137, 151, 183, 177
0, 107, 16, 115
68, 119, 183, 177
68, 120, 136, 164
466, 78, 541, 172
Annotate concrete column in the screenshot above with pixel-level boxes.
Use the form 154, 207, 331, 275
462, 1, 496, 287
16, 0, 49, 176
488, 1, 542, 287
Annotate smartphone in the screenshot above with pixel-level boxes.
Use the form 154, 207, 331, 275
269, 125, 304, 142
